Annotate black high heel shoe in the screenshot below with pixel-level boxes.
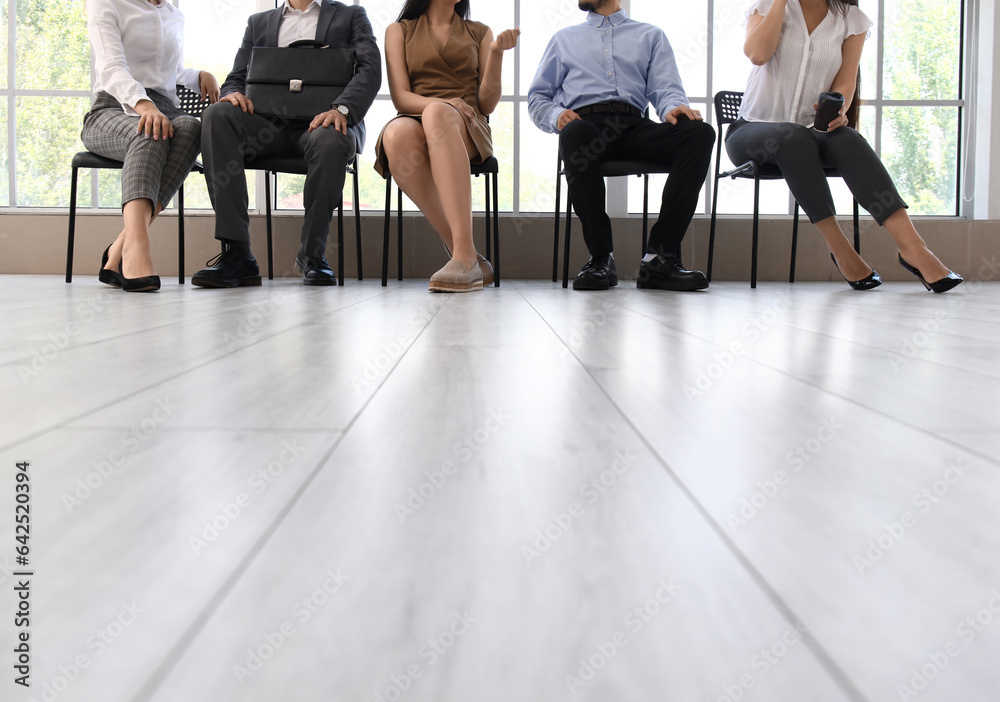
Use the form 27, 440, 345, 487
898, 254, 963, 293
831, 253, 882, 290
99, 245, 123, 288
118, 260, 160, 293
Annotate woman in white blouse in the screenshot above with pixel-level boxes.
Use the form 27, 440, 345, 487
83, 0, 219, 292
726, 0, 962, 292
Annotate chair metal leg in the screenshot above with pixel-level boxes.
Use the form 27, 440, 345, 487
553, 163, 562, 282
382, 176, 391, 286
562, 191, 573, 289
708, 175, 721, 283
337, 201, 345, 286
66, 167, 79, 283
853, 199, 861, 253
483, 174, 492, 265
707, 138, 725, 282
790, 201, 800, 283
177, 183, 186, 284
265, 171, 274, 280
354, 167, 363, 280
641, 174, 649, 254
492, 171, 500, 287
751, 174, 760, 289
397, 187, 403, 281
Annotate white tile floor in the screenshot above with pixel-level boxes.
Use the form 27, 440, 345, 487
2, 276, 999, 702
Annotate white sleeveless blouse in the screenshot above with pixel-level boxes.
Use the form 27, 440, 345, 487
739, 0, 872, 126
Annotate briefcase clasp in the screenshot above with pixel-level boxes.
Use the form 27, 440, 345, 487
289, 79, 303, 93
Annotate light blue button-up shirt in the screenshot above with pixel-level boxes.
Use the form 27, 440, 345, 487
527, 10, 689, 134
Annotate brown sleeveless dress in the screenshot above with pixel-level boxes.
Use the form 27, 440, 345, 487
373, 13, 493, 177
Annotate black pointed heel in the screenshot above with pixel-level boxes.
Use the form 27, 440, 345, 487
99, 245, 123, 288
898, 254, 963, 293
831, 253, 882, 290
118, 260, 160, 293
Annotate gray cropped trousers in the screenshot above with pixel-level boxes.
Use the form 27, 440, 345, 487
724, 119, 907, 225
81, 90, 201, 209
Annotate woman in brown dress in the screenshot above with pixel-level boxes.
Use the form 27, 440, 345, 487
375, 0, 518, 292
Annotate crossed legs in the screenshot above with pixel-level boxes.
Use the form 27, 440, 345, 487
726, 122, 953, 283
380, 103, 479, 269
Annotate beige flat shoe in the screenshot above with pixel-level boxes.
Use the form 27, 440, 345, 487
478, 254, 495, 287
429, 258, 483, 293
443, 242, 494, 287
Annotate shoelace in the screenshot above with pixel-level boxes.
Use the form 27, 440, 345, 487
204, 248, 240, 268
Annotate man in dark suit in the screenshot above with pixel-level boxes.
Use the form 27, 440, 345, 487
194, 0, 381, 287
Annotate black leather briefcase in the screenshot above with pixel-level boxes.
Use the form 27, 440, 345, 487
246, 40, 356, 119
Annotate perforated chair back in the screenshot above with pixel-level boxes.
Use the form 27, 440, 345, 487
177, 86, 210, 118
715, 91, 743, 127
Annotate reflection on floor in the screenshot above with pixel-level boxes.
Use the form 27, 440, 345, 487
2, 276, 999, 702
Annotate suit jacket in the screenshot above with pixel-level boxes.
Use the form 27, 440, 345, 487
220, 0, 381, 150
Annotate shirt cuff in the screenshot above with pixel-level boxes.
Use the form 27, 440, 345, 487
178, 67, 202, 93
548, 105, 564, 133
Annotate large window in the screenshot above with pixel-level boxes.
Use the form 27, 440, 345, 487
0, 0, 969, 217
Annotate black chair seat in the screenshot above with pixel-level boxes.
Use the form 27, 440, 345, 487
708, 90, 861, 288
71, 151, 124, 170
250, 156, 309, 176
470, 156, 499, 175
724, 160, 842, 181
67, 85, 211, 285
600, 161, 670, 178
553, 153, 668, 288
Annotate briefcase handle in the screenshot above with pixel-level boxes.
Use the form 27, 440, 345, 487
287, 39, 329, 49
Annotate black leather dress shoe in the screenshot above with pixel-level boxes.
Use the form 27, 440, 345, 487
191, 247, 261, 288
637, 254, 709, 291
295, 254, 337, 286
573, 254, 618, 290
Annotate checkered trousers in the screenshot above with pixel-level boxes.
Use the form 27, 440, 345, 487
81, 90, 201, 209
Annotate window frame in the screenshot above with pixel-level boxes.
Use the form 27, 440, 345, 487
0, 0, 975, 218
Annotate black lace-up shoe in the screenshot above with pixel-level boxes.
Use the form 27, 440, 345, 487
295, 254, 337, 286
192, 246, 261, 288
573, 254, 618, 291
637, 253, 708, 291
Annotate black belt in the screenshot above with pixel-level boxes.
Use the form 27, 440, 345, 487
575, 102, 642, 118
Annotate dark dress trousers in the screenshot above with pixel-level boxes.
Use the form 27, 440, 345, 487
202, 0, 381, 258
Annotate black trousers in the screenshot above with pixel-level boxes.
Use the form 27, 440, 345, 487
558, 113, 716, 259
724, 120, 907, 225
201, 102, 359, 258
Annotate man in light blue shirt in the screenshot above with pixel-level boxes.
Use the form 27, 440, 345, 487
528, 0, 715, 291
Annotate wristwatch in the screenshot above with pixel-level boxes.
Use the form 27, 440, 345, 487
332, 104, 349, 117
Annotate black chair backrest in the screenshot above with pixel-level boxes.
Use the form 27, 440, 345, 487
177, 86, 210, 118
714, 91, 744, 127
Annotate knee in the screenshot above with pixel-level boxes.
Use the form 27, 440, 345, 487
126, 131, 169, 156
687, 120, 717, 149
171, 114, 201, 138
304, 125, 352, 162
558, 119, 599, 153
382, 120, 425, 156
421, 101, 463, 142
201, 102, 238, 131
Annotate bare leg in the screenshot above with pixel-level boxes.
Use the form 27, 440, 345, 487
381, 119, 456, 252
419, 103, 478, 268
815, 216, 874, 282
119, 199, 156, 279
105, 201, 164, 272
882, 208, 952, 281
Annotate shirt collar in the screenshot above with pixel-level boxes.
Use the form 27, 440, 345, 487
283, 0, 322, 14
586, 9, 629, 28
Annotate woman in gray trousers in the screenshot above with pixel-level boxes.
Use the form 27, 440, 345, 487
83, 0, 219, 291
726, 0, 962, 292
